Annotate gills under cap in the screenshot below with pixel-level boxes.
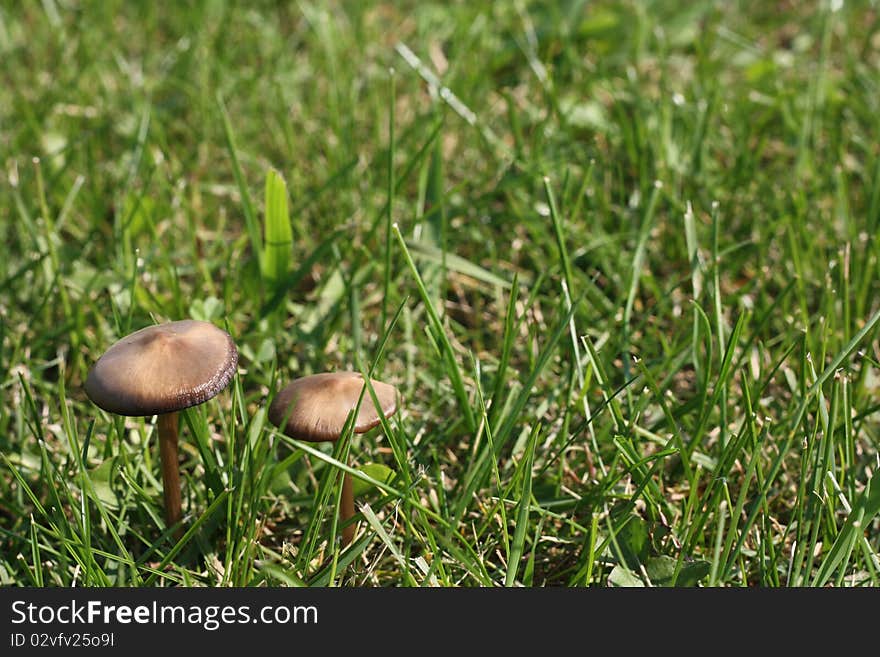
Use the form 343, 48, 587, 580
268, 371, 399, 442
85, 320, 238, 416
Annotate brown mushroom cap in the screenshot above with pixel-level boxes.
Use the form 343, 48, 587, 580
85, 320, 238, 416
268, 371, 399, 442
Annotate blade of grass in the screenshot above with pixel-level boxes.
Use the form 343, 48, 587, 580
262, 168, 293, 286
504, 423, 540, 586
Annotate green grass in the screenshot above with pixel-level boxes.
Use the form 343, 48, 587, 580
2, 0, 880, 587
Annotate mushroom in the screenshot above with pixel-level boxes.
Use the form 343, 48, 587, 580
268, 371, 399, 547
85, 319, 238, 538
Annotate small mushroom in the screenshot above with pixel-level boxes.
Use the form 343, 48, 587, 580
85, 319, 238, 538
268, 371, 398, 546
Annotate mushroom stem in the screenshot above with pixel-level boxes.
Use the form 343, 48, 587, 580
341, 471, 355, 547
157, 411, 183, 539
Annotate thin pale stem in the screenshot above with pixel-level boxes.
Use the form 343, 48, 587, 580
341, 471, 355, 547
157, 411, 183, 539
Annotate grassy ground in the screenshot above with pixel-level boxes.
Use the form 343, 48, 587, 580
2, 0, 880, 587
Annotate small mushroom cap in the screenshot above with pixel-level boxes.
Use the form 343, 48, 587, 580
268, 371, 399, 442
85, 320, 238, 416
